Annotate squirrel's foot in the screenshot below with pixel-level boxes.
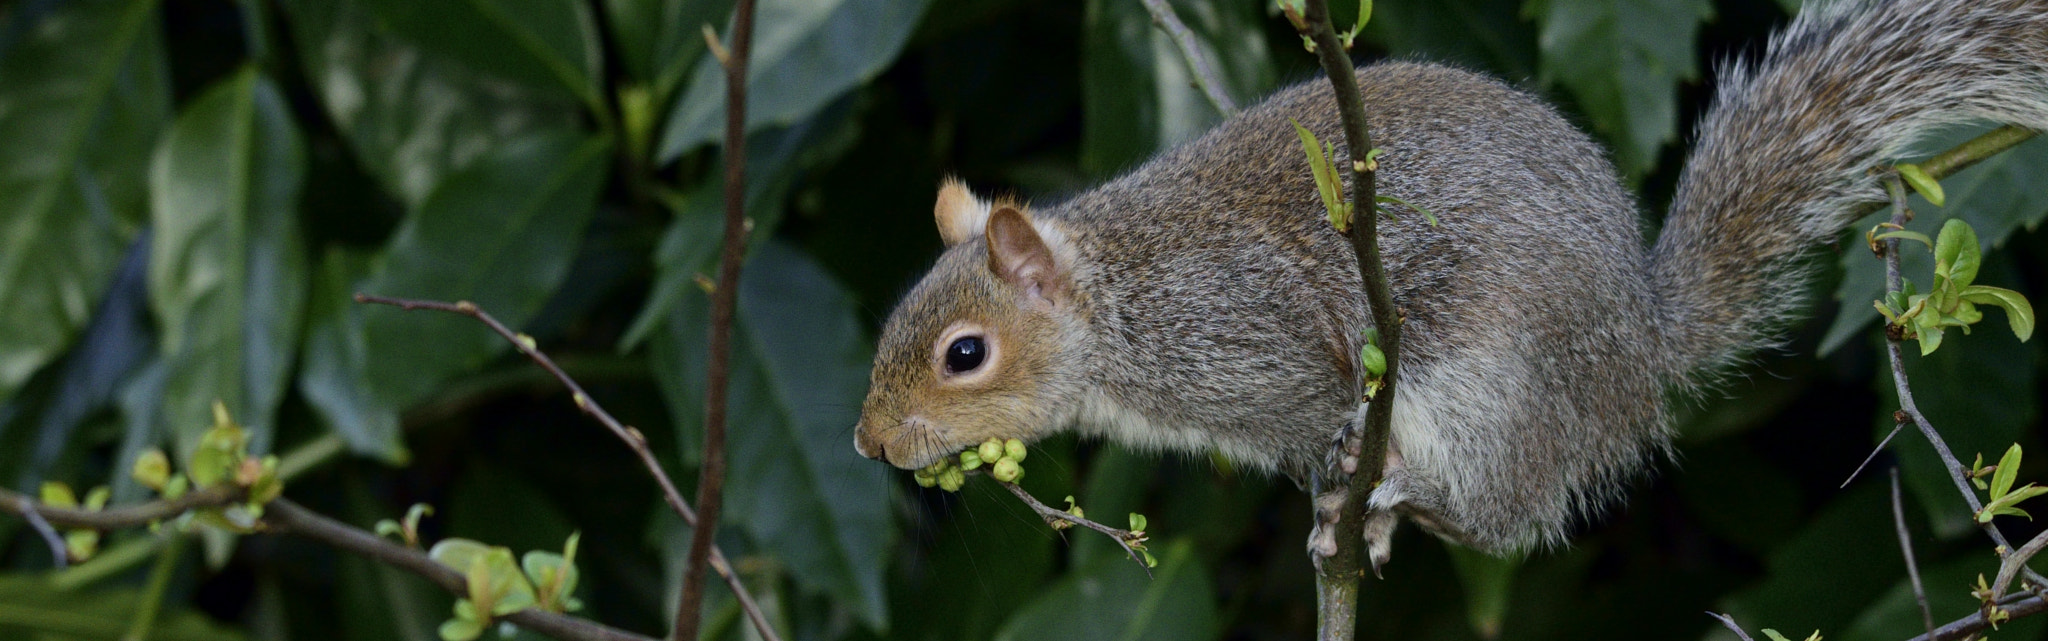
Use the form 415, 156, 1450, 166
1307, 416, 1396, 573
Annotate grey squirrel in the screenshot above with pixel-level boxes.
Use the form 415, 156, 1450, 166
852, 0, 2048, 557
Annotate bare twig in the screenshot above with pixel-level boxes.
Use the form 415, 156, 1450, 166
675, 0, 760, 638
353, 295, 780, 641
1137, 0, 1238, 116
996, 480, 1153, 577
13, 492, 69, 568
1892, 468, 1935, 637
1285, 1, 1398, 639
262, 499, 659, 641
1707, 612, 1757, 641
1906, 593, 2048, 641
1994, 528, 2048, 601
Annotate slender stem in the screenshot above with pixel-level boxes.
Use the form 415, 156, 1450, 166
1891, 468, 1934, 638
1137, 0, 1238, 116
1848, 125, 2038, 219
1707, 612, 1758, 641
0, 485, 243, 530
1290, 1, 1396, 638
15, 492, 68, 568
1905, 593, 2048, 641
997, 480, 1152, 577
677, 0, 759, 637
121, 535, 184, 641
261, 499, 658, 641
352, 295, 780, 641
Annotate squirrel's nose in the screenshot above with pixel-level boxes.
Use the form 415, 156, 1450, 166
853, 429, 886, 461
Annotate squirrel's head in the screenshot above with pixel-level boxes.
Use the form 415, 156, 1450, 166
855, 178, 1085, 469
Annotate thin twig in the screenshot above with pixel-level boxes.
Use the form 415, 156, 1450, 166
676, 0, 759, 637
1892, 468, 1935, 638
0, 485, 243, 530
996, 480, 1153, 578
1994, 528, 2048, 601
1287, 1, 1397, 639
14, 492, 69, 568
1707, 612, 1757, 641
262, 499, 659, 641
1137, 0, 1238, 116
353, 295, 780, 641
1905, 593, 2048, 641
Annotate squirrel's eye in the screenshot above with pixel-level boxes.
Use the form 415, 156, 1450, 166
945, 336, 987, 374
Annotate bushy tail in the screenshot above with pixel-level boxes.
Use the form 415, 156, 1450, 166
1652, 0, 2048, 382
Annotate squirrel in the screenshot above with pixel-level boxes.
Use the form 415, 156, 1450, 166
852, 0, 2048, 559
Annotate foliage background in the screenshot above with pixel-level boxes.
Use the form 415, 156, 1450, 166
1, 0, 2046, 639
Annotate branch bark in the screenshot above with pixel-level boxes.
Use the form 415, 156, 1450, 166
353, 295, 779, 641
1286, 2, 1397, 639
677, 0, 760, 638
1137, 0, 1238, 117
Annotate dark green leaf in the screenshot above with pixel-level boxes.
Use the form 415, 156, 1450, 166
1524, 0, 1712, 177
279, 0, 581, 209
658, 0, 931, 160
0, 0, 170, 403
0, 575, 245, 641
148, 68, 309, 461
1445, 545, 1519, 638
992, 540, 1219, 641
1079, 0, 1275, 177
1721, 484, 1901, 633
299, 133, 611, 459
650, 242, 893, 626
358, 0, 601, 106
602, 0, 732, 101
1366, 0, 1536, 79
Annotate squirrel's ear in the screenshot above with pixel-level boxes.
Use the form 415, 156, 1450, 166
985, 206, 1064, 308
935, 177, 991, 246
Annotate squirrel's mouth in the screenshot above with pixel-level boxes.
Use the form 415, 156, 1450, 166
854, 416, 948, 470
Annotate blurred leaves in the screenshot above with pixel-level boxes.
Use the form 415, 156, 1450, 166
653, 242, 893, 627
1081, 0, 1275, 177
0, 0, 169, 404
992, 539, 1219, 641
359, 0, 603, 108
657, 0, 930, 160
300, 132, 611, 459
1525, 0, 1711, 177
148, 68, 308, 460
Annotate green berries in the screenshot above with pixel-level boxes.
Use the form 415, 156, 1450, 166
911, 437, 1030, 491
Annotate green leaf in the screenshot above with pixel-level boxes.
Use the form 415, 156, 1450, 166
1290, 118, 1348, 231
0, 0, 170, 404
148, 68, 309, 463
1445, 545, 1520, 639
436, 614, 484, 641
1896, 163, 1946, 207
657, 0, 931, 160
1981, 484, 2048, 522
358, 0, 600, 106
649, 242, 893, 626
1524, 0, 1712, 178
1959, 285, 2035, 341
1872, 230, 1932, 250
1885, 289, 2039, 536
1933, 219, 1981, 286
278, 0, 581, 209
299, 132, 611, 459
1366, 0, 1536, 80
1762, 631, 1794, 641
1077, 0, 1275, 176
1992, 444, 2022, 500
40, 482, 78, 508
1821, 135, 2048, 355
992, 540, 1218, 641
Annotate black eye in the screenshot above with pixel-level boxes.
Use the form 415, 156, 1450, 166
945, 336, 987, 373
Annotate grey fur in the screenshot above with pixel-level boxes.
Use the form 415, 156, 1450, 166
856, 0, 2048, 554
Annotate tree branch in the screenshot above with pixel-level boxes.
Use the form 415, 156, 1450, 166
261, 499, 659, 641
1286, 1, 1397, 639
1707, 612, 1757, 641
0, 485, 243, 530
1137, 0, 1238, 117
1905, 593, 2048, 641
996, 480, 1152, 577
676, 0, 759, 637
353, 295, 780, 641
